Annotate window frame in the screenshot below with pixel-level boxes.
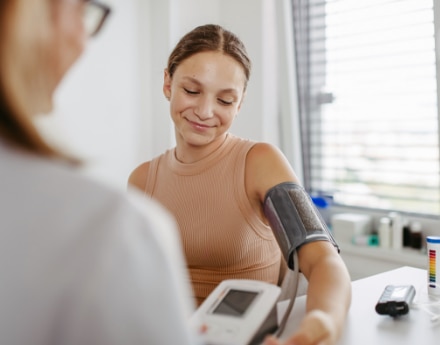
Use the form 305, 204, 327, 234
292, 0, 440, 218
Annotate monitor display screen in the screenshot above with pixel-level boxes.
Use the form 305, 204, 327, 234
212, 289, 259, 317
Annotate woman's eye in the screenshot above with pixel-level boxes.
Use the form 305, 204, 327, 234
184, 88, 199, 95
218, 99, 233, 106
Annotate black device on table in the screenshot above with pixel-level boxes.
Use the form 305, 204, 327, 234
375, 285, 416, 317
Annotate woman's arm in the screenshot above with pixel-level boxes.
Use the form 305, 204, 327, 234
264, 242, 351, 345
127, 161, 150, 191
291, 241, 351, 345
245, 142, 351, 345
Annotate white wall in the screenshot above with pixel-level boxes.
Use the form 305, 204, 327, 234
39, 0, 143, 188
41, 0, 287, 189
144, 0, 281, 158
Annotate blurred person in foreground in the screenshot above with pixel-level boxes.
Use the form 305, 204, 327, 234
0, 1, 201, 344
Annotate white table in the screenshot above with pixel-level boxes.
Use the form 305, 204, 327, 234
280, 266, 440, 344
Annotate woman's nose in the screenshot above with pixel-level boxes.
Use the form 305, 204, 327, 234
195, 96, 214, 119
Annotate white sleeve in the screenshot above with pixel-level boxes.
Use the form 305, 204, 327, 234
61, 194, 203, 345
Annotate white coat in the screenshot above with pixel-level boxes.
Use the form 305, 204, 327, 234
0, 140, 201, 345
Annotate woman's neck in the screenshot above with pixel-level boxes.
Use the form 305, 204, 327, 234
174, 134, 228, 164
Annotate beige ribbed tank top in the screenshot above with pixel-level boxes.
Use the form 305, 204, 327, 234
145, 134, 282, 305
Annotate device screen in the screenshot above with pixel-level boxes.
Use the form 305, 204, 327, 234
390, 286, 409, 300
212, 289, 259, 317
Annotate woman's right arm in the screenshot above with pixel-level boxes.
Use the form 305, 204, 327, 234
127, 161, 150, 191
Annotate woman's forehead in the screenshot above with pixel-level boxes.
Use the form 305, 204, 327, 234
173, 51, 247, 89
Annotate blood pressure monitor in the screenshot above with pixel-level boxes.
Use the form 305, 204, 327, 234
190, 279, 281, 345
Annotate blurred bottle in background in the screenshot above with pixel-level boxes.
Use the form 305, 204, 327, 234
378, 216, 392, 248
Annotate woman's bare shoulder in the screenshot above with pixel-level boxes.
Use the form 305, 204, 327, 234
127, 161, 151, 191
247, 142, 285, 160
246, 142, 296, 177
245, 142, 300, 199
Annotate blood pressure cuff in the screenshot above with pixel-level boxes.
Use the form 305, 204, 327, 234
263, 182, 339, 270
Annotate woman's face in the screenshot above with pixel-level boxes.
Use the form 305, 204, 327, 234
163, 51, 247, 149
4, 0, 87, 116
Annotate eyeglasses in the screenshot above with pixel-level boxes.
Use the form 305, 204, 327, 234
84, 1, 111, 37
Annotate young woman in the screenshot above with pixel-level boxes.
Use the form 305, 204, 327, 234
0, 1, 200, 344
129, 24, 352, 345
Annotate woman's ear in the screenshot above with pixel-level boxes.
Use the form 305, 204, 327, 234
163, 69, 171, 100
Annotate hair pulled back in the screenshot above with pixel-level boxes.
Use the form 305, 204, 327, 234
167, 24, 252, 89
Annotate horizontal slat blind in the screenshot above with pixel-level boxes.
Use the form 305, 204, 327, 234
294, 0, 439, 215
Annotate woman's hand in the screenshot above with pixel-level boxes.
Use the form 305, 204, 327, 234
263, 310, 337, 345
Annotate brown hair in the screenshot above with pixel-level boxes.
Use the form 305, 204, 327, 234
0, 0, 77, 162
167, 24, 252, 89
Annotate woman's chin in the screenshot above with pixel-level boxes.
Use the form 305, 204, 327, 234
182, 131, 217, 146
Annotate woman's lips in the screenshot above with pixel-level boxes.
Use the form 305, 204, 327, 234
188, 119, 213, 130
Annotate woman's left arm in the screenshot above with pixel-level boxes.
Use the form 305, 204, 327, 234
245, 142, 351, 345
287, 241, 352, 345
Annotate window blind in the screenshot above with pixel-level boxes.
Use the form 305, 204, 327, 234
292, 0, 440, 215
